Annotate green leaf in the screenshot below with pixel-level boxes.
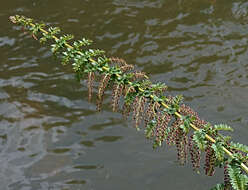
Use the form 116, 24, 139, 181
228, 162, 248, 190
230, 142, 248, 154
213, 124, 233, 132
180, 115, 194, 134
210, 184, 225, 190
212, 142, 225, 162
193, 129, 207, 151
145, 120, 156, 138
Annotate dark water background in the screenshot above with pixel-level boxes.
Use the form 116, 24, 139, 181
1, 0, 248, 189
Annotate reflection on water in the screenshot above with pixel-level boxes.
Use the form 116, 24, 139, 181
1, 0, 248, 189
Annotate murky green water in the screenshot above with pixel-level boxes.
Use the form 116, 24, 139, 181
1, 0, 248, 189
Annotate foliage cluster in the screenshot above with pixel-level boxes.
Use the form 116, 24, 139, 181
9, 15, 248, 190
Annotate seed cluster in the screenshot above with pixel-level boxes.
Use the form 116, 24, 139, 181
132, 96, 147, 129
87, 72, 95, 102
155, 112, 171, 147
97, 74, 111, 111
180, 104, 206, 129
205, 145, 216, 176
224, 162, 232, 190
111, 83, 124, 112
189, 135, 201, 170
110, 57, 134, 72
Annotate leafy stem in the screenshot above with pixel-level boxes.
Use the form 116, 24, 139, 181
9, 15, 248, 190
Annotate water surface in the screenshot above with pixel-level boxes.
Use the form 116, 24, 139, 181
1, 0, 248, 189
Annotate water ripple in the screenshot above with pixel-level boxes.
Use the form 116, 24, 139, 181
1, 0, 248, 189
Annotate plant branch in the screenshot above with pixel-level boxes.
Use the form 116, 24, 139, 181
9, 15, 248, 189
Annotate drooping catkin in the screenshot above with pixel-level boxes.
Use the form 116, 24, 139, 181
109, 57, 134, 73
122, 86, 135, 119
110, 57, 126, 66
87, 72, 95, 102
180, 104, 206, 129
111, 83, 124, 112
120, 64, 134, 73
175, 130, 188, 165
132, 96, 146, 129
224, 162, 232, 190
154, 111, 171, 147
145, 102, 156, 129
205, 144, 216, 176
189, 134, 201, 171
131, 71, 146, 81
166, 118, 182, 146
97, 74, 111, 111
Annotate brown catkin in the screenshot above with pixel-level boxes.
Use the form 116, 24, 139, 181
110, 57, 134, 72
204, 145, 216, 176
174, 128, 188, 165
122, 86, 135, 119
97, 74, 111, 111
120, 64, 134, 72
145, 102, 156, 129
132, 96, 146, 129
132, 71, 146, 81
122, 102, 132, 119
166, 118, 182, 146
110, 57, 127, 66
111, 83, 124, 112
224, 162, 232, 190
180, 104, 207, 129
87, 72, 95, 102
154, 111, 171, 146
188, 135, 201, 170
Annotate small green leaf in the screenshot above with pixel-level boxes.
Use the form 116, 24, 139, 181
193, 129, 207, 151
212, 142, 225, 162
213, 124, 233, 132
145, 120, 156, 138
210, 184, 225, 190
230, 142, 248, 154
